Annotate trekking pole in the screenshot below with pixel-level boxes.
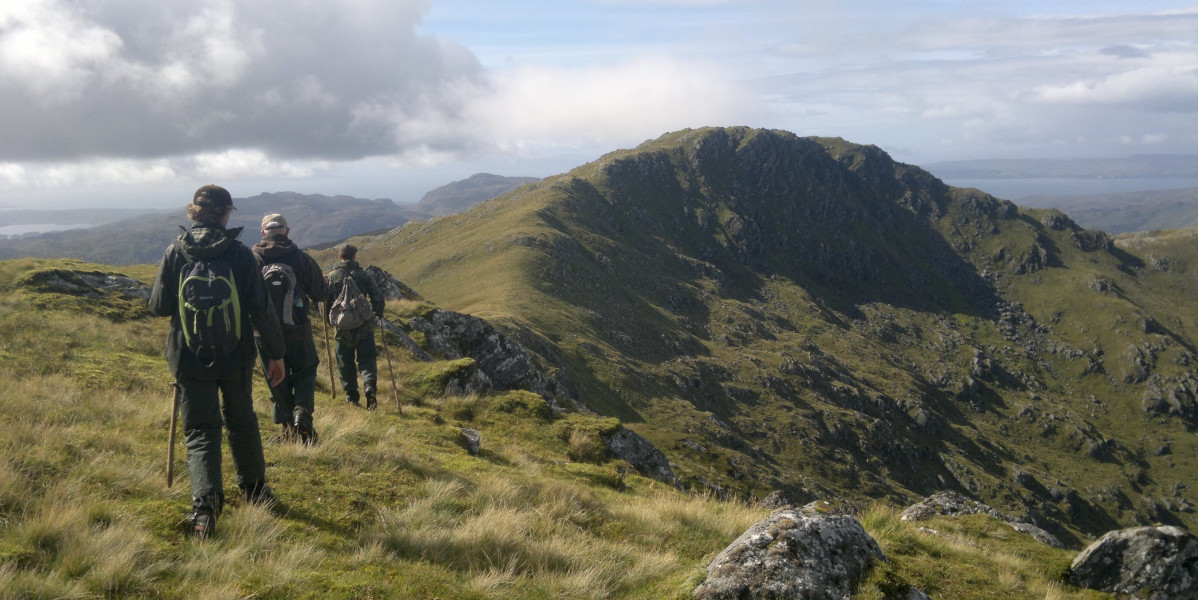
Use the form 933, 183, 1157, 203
321, 302, 336, 400
167, 382, 181, 487
379, 316, 403, 415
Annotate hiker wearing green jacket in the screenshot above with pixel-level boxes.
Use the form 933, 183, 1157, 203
252, 213, 329, 445
324, 244, 385, 410
148, 184, 286, 539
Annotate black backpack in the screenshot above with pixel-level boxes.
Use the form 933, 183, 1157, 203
262, 261, 304, 331
178, 258, 241, 362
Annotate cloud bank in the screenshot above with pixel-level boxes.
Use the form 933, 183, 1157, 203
1, 0, 1196, 207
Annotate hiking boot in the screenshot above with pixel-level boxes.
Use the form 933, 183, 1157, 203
189, 511, 216, 539
187, 494, 220, 540
293, 406, 318, 446
345, 392, 361, 407
242, 481, 275, 506
365, 391, 377, 411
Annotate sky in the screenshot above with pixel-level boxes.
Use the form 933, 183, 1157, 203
1, 0, 1196, 210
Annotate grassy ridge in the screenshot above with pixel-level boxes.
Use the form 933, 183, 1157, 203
0, 257, 1116, 599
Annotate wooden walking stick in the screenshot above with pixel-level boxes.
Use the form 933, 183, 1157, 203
167, 381, 181, 487
379, 316, 403, 415
321, 302, 336, 400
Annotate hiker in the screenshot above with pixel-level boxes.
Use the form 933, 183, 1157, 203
252, 213, 329, 445
148, 184, 286, 539
324, 243, 385, 409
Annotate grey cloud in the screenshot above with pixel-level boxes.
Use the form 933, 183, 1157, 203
0, 0, 485, 162
1101, 45, 1150, 59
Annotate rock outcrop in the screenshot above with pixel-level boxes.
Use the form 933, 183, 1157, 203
693, 502, 890, 600
377, 317, 434, 362
22, 268, 149, 299
406, 308, 575, 411
1068, 525, 1198, 600
365, 265, 422, 301
901, 491, 1064, 548
601, 427, 678, 487
900, 490, 1004, 522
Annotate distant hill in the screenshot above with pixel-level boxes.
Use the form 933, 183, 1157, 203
0, 192, 409, 266
1019, 187, 1198, 234
0, 174, 538, 265
411, 173, 540, 218
345, 127, 1198, 546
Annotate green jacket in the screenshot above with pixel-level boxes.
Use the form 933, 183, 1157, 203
149, 222, 285, 378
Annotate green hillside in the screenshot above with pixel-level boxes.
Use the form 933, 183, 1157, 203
336, 127, 1198, 548
0, 257, 1114, 599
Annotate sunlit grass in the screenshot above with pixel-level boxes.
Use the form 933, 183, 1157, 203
0, 265, 770, 599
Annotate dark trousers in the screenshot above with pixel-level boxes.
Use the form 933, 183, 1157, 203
257, 334, 320, 424
178, 367, 266, 512
334, 324, 377, 398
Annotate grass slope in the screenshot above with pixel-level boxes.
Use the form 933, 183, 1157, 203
0, 257, 1114, 599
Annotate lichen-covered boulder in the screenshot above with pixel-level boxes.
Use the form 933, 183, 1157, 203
1068, 525, 1198, 600
693, 502, 884, 600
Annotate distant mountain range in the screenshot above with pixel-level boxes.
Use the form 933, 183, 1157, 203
0, 174, 538, 265
1020, 186, 1198, 234
335, 127, 1198, 546
926, 155, 1198, 179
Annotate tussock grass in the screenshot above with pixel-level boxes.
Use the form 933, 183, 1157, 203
364, 474, 706, 599
856, 505, 1110, 600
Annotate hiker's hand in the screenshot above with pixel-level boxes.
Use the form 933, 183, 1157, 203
266, 359, 285, 387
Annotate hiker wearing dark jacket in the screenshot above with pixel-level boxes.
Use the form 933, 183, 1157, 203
324, 244, 385, 409
148, 184, 286, 539
252, 213, 329, 444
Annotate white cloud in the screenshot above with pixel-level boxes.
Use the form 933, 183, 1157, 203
0, 0, 124, 102
191, 149, 315, 180
465, 57, 760, 155
0, 163, 30, 189
1034, 65, 1198, 111
0, 157, 177, 193
0, 0, 481, 162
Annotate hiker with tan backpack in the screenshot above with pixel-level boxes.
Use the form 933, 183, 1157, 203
324, 244, 385, 409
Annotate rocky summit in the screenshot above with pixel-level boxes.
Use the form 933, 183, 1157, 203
353, 126, 1198, 546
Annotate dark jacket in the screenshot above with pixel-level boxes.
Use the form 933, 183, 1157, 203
149, 222, 285, 378
326, 260, 385, 325
252, 234, 329, 340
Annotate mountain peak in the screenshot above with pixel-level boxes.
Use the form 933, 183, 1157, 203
359, 127, 1198, 543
